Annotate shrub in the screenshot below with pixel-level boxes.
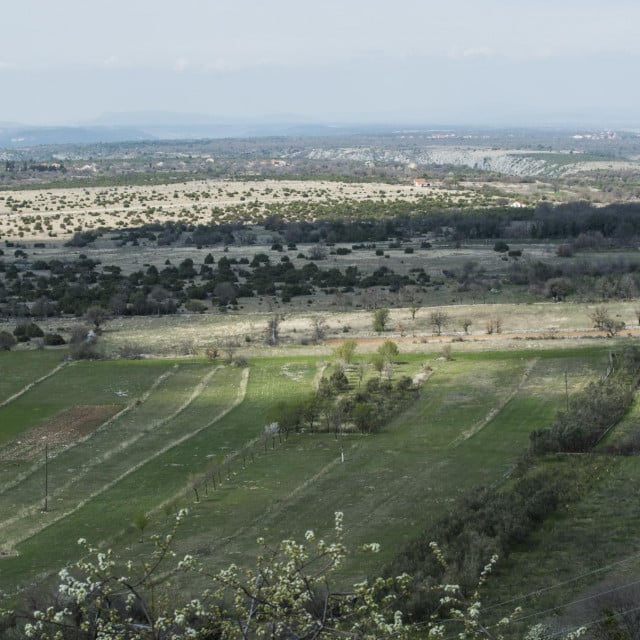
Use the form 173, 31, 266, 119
69, 341, 104, 360
13, 322, 44, 342
43, 333, 65, 346
185, 299, 207, 313
117, 342, 144, 359
0, 331, 16, 350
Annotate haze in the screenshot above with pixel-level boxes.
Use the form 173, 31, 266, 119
3, 0, 640, 127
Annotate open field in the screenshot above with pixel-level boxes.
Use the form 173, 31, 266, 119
0, 178, 516, 243
47, 298, 640, 358
1, 343, 630, 618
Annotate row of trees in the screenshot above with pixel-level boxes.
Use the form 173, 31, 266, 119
110, 200, 640, 248
530, 346, 640, 454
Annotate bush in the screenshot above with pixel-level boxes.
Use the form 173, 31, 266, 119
232, 355, 249, 367
185, 299, 207, 313
69, 341, 104, 360
117, 342, 144, 359
13, 322, 44, 342
0, 331, 16, 351
43, 333, 65, 346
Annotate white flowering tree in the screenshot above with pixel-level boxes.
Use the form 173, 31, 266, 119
15, 512, 410, 639
8, 513, 585, 640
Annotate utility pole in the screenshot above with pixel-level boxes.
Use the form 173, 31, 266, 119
43, 441, 48, 513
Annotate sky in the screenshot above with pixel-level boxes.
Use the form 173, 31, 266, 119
2, 0, 640, 127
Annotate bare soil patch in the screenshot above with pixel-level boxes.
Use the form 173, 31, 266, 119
0, 405, 120, 461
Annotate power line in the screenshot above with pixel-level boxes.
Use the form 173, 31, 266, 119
511, 576, 640, 625
545, 602, 640, 640
481, 549, 640, 614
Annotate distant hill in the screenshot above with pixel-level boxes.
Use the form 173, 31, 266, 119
0, 126, 156, 147
0, 117, 409, 148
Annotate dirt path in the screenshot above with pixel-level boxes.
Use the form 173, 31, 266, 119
0, 366, 178, 498
0, 368, 250, 555
448, 358, 539, 447
0, 361, 70, 409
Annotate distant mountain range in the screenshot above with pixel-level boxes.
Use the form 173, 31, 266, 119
0, 114, 404, 147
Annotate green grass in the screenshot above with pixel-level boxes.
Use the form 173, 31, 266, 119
0, 346, 624, 616
0, 350, 63, 404
0, 358, 174, 446
484, 455, 640, 634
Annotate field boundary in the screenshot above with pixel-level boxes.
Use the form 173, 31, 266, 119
0, 366, 178, 499
0, 361, 71, 409
2, 367, 249, 554
448, 358, 538, 447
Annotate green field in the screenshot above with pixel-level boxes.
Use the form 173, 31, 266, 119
2, 344, 639, 630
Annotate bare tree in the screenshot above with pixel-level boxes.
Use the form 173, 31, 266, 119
590, 306, 625, 337
429, 310, 450, 336
310, 316, 328, 344
265, 314, 284, 345
485, 317, 502, 335
221, 340, 239, 363
308, 243, 327, 260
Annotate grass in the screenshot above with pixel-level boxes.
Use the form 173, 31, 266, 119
484, 455, 640, 634
0, 345, 626, 620
0, 350, 64, 404
0, 358, 174, 446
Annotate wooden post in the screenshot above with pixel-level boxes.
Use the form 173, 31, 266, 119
43, 442, 48, 513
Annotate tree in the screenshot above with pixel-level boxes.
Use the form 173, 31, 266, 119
377, 339, 399, 362
590, 306, 625, 337
308, 243, 327, 260
461, 318, 473, 334
310, 316, 328, 344
372, 307, 390, 333
370, 353, 385, 379
352, 402, 376, 432
334, 339, 357, 364
429, 310, 450, 336
399, 285, 421, 320
493, 240, 509, 253
205, 344, 219, 361
265, 313, 284, 345
13, 322, 44, 342
213, 281, 238, 306
84, 305, 108, 330
221, 340, 239, 363
485, 317, 502, 334
356, 360, 368, 387
132, 511, 150, 543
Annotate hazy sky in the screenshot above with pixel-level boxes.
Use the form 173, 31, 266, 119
3, 0, 639, 126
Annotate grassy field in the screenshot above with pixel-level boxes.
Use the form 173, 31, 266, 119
0, 344, 619, 612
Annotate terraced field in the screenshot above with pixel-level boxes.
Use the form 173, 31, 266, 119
0, 345, 620, 609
